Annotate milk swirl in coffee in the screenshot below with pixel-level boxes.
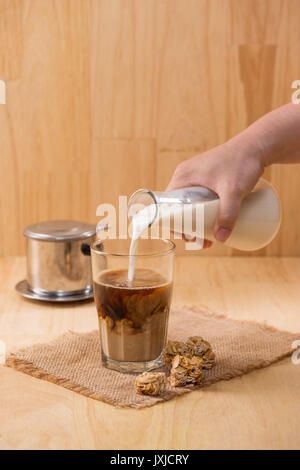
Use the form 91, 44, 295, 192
93, 268, 172, 362
93, 207, 175, 366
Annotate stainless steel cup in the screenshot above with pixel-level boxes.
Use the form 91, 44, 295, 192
23, 220, 96, 298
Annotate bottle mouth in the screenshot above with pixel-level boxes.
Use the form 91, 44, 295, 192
128, 189, 158, 226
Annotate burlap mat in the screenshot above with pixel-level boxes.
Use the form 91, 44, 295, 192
6, 306, 300, 408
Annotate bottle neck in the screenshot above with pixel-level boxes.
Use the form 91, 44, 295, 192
128, 186, 218, 210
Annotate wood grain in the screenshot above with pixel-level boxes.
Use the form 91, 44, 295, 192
0, 0, 300, 255
0, 0, 23, 79
0, 256, 300, 450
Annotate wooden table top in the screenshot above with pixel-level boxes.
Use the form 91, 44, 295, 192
0, 256, 300, 450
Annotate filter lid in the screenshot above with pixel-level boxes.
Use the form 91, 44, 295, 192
23, 220, 96, 242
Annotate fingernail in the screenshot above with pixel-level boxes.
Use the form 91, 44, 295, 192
214, 228, 231, 242
203, 240, 213, 249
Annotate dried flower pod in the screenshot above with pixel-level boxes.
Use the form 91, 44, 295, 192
201, 349, 216, 369
185, 336, 216, 369
135, 372, 166, 396
162, 340, 186, 368
168, 354, 203, 387
165, 340, 186, 355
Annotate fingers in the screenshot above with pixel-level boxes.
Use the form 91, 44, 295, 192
202, 239, 213, 249
214, 190, 242, 242
182, 235, 213, 249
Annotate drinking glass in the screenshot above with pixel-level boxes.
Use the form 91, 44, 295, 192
91, 238, 175, 373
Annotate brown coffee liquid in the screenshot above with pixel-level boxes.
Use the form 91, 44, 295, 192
94, 268, 173, 362
94, 268, 172, 328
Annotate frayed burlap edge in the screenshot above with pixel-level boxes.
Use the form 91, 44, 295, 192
5, 306, 300, 409
5, 330, 190, 409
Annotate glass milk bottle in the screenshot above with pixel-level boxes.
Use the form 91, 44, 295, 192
128, 178, 281, 251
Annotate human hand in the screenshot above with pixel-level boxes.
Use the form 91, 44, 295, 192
166, 138, 264, 243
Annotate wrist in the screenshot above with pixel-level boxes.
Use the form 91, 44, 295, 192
226, 132, 266, 171
229, 104, 300, 167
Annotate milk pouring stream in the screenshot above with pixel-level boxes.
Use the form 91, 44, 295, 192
127, 178, 281, 281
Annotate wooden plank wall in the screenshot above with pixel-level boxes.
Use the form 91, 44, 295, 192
0, 0, 300, 256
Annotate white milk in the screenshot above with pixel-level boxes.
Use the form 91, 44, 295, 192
128, 202, 204, 281
128, 204, 156, 282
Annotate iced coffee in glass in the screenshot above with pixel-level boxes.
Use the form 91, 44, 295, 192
91, 239, 174, 373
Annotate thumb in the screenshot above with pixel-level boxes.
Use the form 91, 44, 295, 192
214, 191, 242, 242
